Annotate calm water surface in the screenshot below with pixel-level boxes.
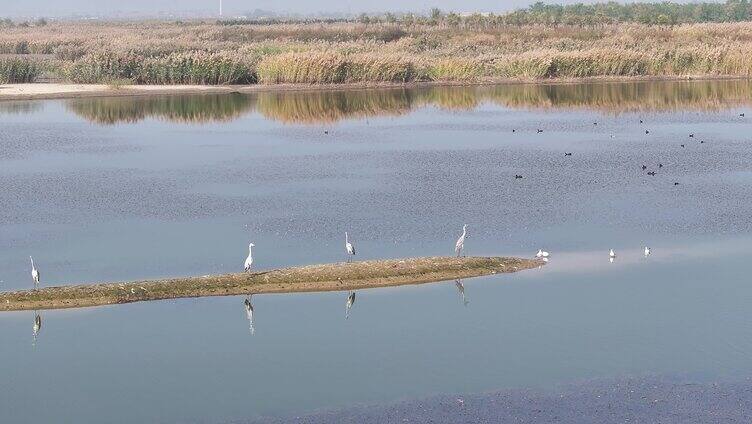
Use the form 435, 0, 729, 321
2, 81, 752, 423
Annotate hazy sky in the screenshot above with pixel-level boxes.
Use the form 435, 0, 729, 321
2, 0, 593, 18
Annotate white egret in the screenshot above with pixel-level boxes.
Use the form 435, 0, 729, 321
244, 243, 255, 272
455, 224, 467, 257
244, 295, 255, 335
30, 256, 40, 289
644, 246, 651, 257
345, 291, 356, 319
345, 232, 355, 262
609, 249, 616, 263
536, 249, 549, 258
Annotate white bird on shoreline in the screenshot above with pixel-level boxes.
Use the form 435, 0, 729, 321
30, 256, 40, 289
345, 232, 355, 262
609, 249, 616, 263
345, 291, 356, 319
644, 246, 651, 257
244, 243, 255, 272
536, 249, 549, 258
244, 295, 255, 335
455, 224, 467, 257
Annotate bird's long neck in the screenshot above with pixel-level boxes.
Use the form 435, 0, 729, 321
345, 232, 349, 243
30, 256, 34, 268
461, 227, 466, 238
248, 245, 253, 256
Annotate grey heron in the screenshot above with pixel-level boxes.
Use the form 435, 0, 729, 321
455, 225, 467, 257
345, 232, 355, 262
30, 256, 40, 289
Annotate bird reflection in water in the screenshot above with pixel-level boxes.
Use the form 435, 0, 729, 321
454, 279, 469, 307
244, 295, 255, 335
345, 291, 356, 319
32, 311, 42, 347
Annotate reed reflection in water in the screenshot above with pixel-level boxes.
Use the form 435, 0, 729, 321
61, 79, 752, 126
65, 93, 256, 125
0, 101, 43, 115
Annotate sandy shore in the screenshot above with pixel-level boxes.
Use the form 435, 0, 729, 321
0, 83, 240, 100
1, 76, 748, 101
0, 256, 541, 311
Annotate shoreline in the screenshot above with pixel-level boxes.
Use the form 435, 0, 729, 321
0, 256, 542, 311
1, 75, 749, 101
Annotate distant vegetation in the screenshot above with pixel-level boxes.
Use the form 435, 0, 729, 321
499, 0, 752, 25
220, 1, 752, 26
2, 2, 752, 85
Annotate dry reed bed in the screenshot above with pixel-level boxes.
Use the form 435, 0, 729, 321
3, 21, 752, 84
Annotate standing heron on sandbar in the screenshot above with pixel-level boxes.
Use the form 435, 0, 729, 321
455, 225, 467, 257
244, 295, 255, 335
345, 291, 356, 319
244, 243, 255, 272
345, 232, 355, 262
30, 256, 40, 289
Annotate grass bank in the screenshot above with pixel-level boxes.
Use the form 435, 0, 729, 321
0, 256, 542, 311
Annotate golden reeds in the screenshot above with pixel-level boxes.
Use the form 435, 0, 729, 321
0, 57, 43, 83
3, 20, 752, 85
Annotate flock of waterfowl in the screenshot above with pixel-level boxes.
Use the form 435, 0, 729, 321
512, 112, 745, 186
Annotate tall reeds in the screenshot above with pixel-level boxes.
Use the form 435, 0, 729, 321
68, 51, 256, 84
0, 57, 42, 83
3, 20, 752, 85
256, 52, 423, 84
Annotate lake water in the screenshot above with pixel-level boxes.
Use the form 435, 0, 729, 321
2, 80, 752, 423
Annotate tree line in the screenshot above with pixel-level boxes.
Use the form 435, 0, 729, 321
229, 1, 752, 27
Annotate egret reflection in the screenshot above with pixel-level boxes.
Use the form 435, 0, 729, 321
454, 279, 469, 307
345, 291, 356, 319
244, 295, 255, 335
32, 311, 42, 346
